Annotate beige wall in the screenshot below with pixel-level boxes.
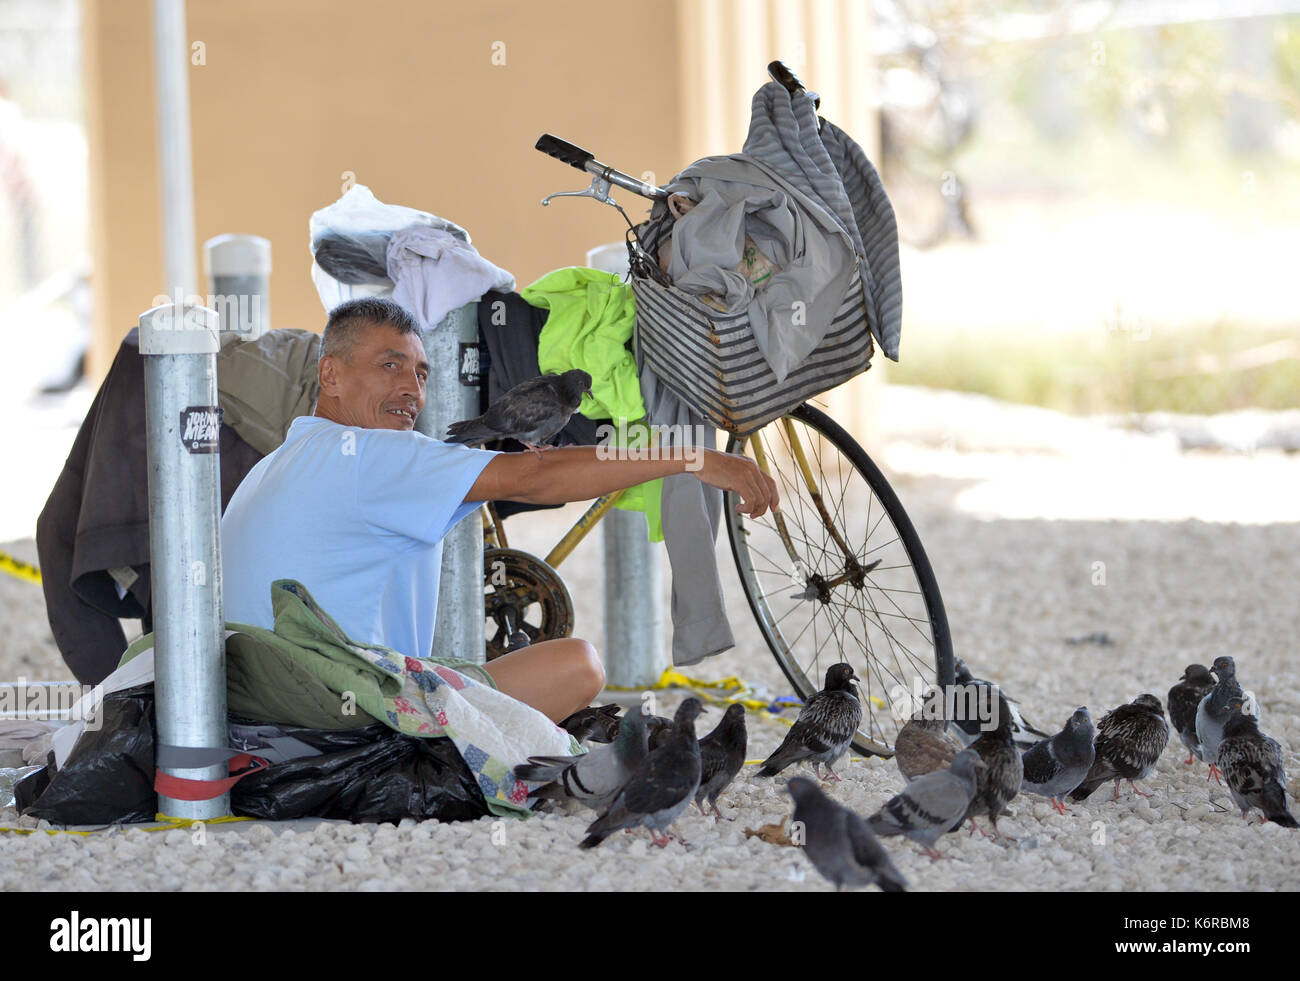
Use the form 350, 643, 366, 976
85, 0, 881, 443
86, 0, 688, 376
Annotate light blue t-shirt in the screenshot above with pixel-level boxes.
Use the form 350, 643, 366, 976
221, 415, 500, 660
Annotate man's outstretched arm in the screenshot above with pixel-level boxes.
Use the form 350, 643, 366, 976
464, 445, 780, 518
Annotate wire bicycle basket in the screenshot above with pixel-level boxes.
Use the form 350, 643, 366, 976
537, 60, 902, 438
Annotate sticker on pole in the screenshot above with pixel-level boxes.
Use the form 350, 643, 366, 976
180, 406, 223, 453
458, 343, 481, 387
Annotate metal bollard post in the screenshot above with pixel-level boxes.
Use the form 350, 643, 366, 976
140, 302, 229, 820
603, 511, 665, 688
588, 243, 666, 688
205, 234, 271, 338
415, 301, 486, 663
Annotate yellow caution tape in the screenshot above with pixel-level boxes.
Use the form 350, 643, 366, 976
152, 813, 255, 830
0, 550, 42, 586
607, 667, 793, 719
0, 813, 255, 837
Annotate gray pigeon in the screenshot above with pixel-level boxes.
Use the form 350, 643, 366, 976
950, 658, 1050, 750
895, 715, 962, 783
445, 369, 592, 457
694, 704, 748, 817
1069, 694, 1169, 802
580, 699, 703, 848
868, 747, 985, 859
1217, 698, 1297, 828
758, 663, 861, 781
1168, 664, 1216, 765
961, 692, 1023, 840
558, 703, 622, 745
514, 709, 649, 813
1195, 655, 1244, 784
786, 777, 908, 892
1020, 707, 1095, 814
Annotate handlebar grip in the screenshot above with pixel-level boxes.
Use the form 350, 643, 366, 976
767, 60, 821, 110
768, 60, 804, 94
535, 134, 595, 172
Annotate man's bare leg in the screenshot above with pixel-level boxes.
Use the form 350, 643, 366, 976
481, 637, 605, 721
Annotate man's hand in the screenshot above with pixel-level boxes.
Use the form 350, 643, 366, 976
694, 449, 780, 519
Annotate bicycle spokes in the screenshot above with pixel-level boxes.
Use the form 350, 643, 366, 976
730, 408, 949, 753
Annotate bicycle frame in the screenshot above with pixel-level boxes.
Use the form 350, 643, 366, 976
480, 488, 625, 570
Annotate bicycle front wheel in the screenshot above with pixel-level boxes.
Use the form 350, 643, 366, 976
725, 403, 953, 757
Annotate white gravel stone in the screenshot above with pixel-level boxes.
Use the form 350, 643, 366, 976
3, 402, 1298, 890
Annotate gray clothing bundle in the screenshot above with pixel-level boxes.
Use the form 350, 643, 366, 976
664, 154, 858, 383
635, 82, 904, 666
744, 81, 903, 361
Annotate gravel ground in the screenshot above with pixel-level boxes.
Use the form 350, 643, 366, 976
1, 389, 1297, 891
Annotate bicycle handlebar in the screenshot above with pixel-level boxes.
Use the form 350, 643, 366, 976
534, 133, 668, 202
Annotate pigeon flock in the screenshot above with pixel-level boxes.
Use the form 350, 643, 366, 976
514, 654, 1295, 891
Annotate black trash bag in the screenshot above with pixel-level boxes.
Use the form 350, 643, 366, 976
17, 685, 492, 826
12, 763, 50, 814
18, 683, 157, 825
230, 723, 490, 823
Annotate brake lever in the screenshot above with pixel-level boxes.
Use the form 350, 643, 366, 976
541, 174, 617, 208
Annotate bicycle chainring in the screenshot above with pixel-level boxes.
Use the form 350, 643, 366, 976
482, 547, 575, 661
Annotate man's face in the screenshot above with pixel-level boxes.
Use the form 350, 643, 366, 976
318, 323, 428, 431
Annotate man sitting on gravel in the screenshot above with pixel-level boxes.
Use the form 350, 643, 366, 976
221, 297, 778, 723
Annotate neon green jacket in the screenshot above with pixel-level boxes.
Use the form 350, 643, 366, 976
522, 267, 662, 540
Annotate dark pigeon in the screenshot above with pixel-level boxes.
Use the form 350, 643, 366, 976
646, 714, 675, 751
580, 698, 703, 848
445, 369, 592, 457
1069, 694, 1169, 802
786, 777, 908, 892
1168, 664, 1216, 765
868, 747, 984, 860
1196, 655, 1244, 784
1218, 699, 1297, 828
694, 704, 748, 817
758, 663, 861, 781
559, 703, 623, 745
950, 658, 1050, 750
961, 692, 1023, 840
1020, 707, 1095, 815
514, 709, 649, 813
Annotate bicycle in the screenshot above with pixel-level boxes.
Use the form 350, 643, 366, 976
480, 62, 954, 758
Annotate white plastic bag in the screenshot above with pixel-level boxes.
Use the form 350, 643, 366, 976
308, 184, 469, 312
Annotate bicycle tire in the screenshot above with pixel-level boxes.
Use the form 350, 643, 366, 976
725, 402, 954, 758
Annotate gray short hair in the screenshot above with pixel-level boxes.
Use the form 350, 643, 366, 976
322, 297, 420, 362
